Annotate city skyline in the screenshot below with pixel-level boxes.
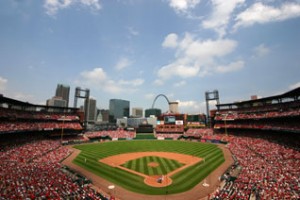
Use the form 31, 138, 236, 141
1, 0, 300, 114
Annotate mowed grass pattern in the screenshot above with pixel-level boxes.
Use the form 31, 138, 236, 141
122, 156, 184, 175
73, 140, 224, 195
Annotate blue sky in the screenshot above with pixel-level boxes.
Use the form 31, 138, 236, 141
1, 0, 300, 114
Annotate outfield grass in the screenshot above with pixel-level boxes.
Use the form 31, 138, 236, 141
73, 140, 224, 195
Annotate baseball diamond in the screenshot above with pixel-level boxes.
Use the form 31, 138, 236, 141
65, 140, 230, 199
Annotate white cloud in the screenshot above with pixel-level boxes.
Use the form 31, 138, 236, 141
215, 60, 245, 73
12, 92, 35, 103
289, 82, 300, 90
158, 63, 200, 79
104, 80, 122, 94
0, 76, 8, 91
44, 0, 101, 16
184, 37, 237, 60
162, 33, 178, 48
234, 2, 300, 30
153, 79, 164, 86
79, 67, 143, 94
202, 0, 245, 37
115, 57, 133, 71
176, 100, 204, 114
253, 43, 270, 57
44, 0, 72, 15
145, 93, 155, 100
158, 32, 239, 80
80, 67, 107, 84
80, 0, 101, 10
167, 0, 201, 13
119, 78, 144, 86
127, 26, 139, 36
174, 80, 186, 87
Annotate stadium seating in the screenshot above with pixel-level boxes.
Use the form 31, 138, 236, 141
211, 133, 300, 199
0, 107, 83, 134
85, 129, 135, 139
0, 138, 110, 199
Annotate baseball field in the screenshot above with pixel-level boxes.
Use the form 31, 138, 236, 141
72, 140, 225, 195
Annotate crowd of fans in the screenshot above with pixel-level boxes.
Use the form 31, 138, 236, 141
211, 133, 300, 199
214, 121, 300, 132
0, 121, 82, 133
0, 137, 110, 199
215, 108, 300, 121
184, 128, 213, 137
0, 107, 83, 134
84, 129, 135, 140
0, 107, 80, 121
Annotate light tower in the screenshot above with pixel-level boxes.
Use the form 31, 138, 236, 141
74, 87, 90, 128
205, 90, 220, 128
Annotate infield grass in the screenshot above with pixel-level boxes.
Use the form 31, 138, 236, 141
72, 140, 224, 195
121, 156, 184, 175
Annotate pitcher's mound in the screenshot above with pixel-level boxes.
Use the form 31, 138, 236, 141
148, 162, 159, 167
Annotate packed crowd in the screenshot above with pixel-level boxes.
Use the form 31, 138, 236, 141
214, 121, 300, 132
0, 107, 80, 121
0, 121, 83, 132
0, 138, 109, 199
184, 128, 213, 137
211, 133, 300, 199
215, 108, 300, 121
85, 129, 135, 139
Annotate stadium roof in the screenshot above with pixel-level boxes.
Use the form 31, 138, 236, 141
0, 95, 34, 107
0, 95, 79, 113
216, 87, 300, 110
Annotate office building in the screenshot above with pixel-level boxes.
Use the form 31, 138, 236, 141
132, 107, 143, 118
46, 97, 67, 112
109, 99, 130, 123
55, 84, 70, 107
85, 98, 97, 123
145, 108, 161, 117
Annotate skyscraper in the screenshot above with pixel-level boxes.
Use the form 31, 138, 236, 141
55, 84, 70, 107
85, 98, 97, 123
109, 99, 130, 123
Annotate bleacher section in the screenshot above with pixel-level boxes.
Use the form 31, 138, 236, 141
211, 132, 300, 199
0, 107, 83, 134
0, 135, 110, 199
213, 87, 300, 133
85, 129, 135, 140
